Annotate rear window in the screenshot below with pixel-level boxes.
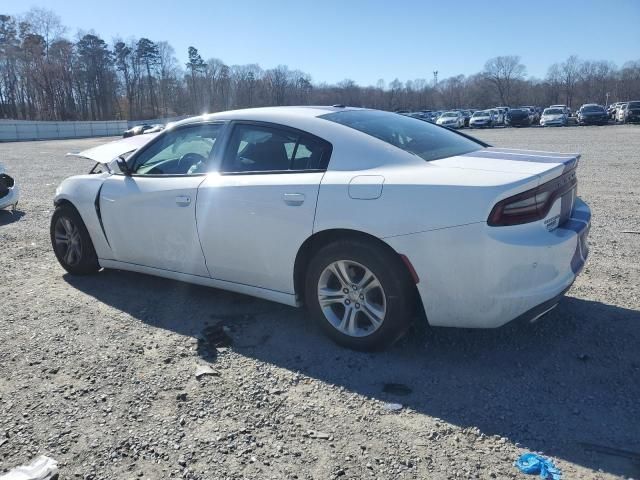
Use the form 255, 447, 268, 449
320, 110, 482, 162
582, 105, 604, 112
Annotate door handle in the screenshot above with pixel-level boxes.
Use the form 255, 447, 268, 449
283, 193, 305, 206
175, 195, 191, 206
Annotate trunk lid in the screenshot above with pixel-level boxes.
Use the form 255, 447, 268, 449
432, 147, 578, 183
433, 147, 580, 228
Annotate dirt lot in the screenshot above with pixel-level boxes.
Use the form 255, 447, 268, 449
1, 125, 639, 480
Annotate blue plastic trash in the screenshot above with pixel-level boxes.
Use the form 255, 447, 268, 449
515, 453, 562, 480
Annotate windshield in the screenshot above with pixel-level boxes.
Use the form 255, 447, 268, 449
442, 112, 457, 117
473, 111, 490, 117
628, 101, 640, 108
582, 105, 604, 112
544, 108, 563, 115
320, 110, 483, 162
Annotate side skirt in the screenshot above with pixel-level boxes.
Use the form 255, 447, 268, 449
98, 259, 300, 307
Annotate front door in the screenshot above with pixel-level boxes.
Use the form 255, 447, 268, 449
99, 123, 224, 276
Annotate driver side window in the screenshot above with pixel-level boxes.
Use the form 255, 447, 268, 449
131, 124, 222, 175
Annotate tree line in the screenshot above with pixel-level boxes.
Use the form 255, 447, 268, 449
1, 8, 639, 121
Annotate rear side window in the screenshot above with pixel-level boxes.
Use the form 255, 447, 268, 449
321, 110, 482, 162
222, 124, 331, 173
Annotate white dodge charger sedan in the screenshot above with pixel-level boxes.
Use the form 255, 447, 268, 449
52, 106, 590, 350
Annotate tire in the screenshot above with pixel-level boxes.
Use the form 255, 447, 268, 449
50, 203, 99, 275
304, 239, 415, 351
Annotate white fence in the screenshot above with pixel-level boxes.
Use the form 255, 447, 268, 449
0, 115, 192, 142
0, 120, 128, 142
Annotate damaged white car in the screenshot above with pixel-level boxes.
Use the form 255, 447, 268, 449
52, 107, 591, 350
0, 163, 19, 211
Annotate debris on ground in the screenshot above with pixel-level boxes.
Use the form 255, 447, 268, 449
515, 452, 562, 480
194, 364, 218, 379
382, 402, 403, 412
198, 325, 233, 349
0, 456, 58, 480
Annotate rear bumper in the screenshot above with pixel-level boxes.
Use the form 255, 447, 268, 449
386, 198, 591, 328
507, 119, 531, 126
579, 117, 608, 124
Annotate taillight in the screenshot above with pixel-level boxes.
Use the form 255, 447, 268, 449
488, 170, 577, 226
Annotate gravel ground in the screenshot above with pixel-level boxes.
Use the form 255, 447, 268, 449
0, 125, 639, 480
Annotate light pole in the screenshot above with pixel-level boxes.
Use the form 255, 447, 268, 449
605, 92, 610, 107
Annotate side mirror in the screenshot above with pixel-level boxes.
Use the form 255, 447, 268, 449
116, 156, 132, 176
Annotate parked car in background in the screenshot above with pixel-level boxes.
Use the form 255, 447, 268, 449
436, 111, 465, 128
540, 107, 568, 126
577, 104, 609, 125
0, 163, 19, 212
496, 108, 508, 124
505, 107, 532, 127
615, 103, 628, 123
522, 106, 540, 124
406, 112, 430, 122
490, 109, 504, 125
50, 106, 591, 350
123, 124, 164, 138
619, 101, 640, 123
608, 102, 623, 119
550, 105, 570, 115
460, 110, 472, 127
469, 110, 495, 128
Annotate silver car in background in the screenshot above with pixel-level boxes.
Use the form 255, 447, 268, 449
540, 107, 568, 127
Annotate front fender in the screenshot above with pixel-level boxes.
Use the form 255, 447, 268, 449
54, 173, 113, 260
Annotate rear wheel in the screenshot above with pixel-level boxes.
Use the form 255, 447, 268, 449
305, 240, 415, 351
50, 204, 99, 275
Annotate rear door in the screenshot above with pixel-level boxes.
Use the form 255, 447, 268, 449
99, 123, 224, 276
196, 122, 332, 294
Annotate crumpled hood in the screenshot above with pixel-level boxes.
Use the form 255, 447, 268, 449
543, 115, 564, 121
67, 133, 160, 163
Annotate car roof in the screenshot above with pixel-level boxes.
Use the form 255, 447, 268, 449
171, 106, 368, 128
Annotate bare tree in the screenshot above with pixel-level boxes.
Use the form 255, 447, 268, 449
2, 10, 640, 121
483, 55, 526, 105
22, 7, 65, 56
560, 55, 580, 107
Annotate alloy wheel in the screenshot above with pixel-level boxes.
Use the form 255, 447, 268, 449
317, 260, 387, 337
54, 216, 83, 267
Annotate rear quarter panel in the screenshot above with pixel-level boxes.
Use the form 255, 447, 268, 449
314, 161, 541, 238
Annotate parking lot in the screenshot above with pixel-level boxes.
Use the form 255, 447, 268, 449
0, 125, 639, 479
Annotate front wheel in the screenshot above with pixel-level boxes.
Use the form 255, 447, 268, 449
50, 204, 99, 275
305, 240, 415, 351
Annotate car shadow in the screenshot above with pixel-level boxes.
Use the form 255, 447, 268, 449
64, 269, 640, 477
0, 209, 25, 226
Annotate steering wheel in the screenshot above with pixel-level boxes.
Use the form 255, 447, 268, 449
178, 153, 207, 174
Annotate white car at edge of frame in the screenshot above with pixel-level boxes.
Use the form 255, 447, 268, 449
52, 106, 591, 350
0, 163, 19, 211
